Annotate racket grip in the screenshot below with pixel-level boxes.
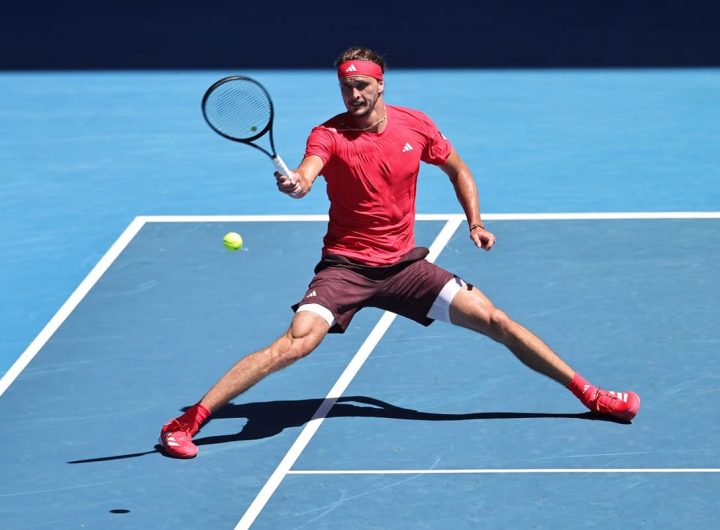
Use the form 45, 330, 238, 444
272, 155, 292, 178
272, 155, 303, 198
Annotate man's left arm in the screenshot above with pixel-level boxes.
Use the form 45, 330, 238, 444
439, 149, 496, 251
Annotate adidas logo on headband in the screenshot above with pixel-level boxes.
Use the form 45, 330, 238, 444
337, 60, 383, 80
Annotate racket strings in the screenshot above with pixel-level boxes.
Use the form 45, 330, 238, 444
204, 81, 272, 140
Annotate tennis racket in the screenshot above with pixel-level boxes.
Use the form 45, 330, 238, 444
201, 75, 299, 191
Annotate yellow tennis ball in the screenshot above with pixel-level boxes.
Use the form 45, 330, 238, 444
223, 232, 243, 251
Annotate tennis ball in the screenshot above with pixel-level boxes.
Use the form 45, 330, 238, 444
223, 232, 243, 251
250, 126, 257, 132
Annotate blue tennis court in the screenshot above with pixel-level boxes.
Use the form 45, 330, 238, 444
1, 69, 719, 528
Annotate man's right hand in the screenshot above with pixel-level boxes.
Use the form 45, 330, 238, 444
275, 171, 304, 198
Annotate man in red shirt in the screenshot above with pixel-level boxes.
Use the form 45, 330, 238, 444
159, 47, 640, 458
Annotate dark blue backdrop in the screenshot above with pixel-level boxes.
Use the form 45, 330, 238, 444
2, 0, 719, 69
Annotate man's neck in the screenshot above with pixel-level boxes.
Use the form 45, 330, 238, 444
349, 101, 388, 133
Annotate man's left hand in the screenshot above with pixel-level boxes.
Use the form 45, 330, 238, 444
470, 226, 496, 251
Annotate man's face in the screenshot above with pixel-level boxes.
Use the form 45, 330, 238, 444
339, 76, 384, 118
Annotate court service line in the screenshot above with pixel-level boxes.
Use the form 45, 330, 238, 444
0, 217, 147, 398
138, 211, 720, 224
234, 217, 464, 530
288, 468, 720, 475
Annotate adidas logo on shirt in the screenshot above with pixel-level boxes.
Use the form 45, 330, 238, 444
402, 142, 413, 152
345, 64, 358, 72
305, 290, 317, 298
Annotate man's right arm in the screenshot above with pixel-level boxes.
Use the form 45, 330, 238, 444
275, 155, 325, 199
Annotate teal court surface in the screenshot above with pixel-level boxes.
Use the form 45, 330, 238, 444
2, 68, 719, 528
1, 212, 719, 528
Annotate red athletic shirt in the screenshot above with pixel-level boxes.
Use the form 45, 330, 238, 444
304, 105, 453, 265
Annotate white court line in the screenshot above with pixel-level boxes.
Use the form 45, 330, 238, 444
139, 211, 720, 223
234, 217, 464, 530
288, 468, 720, 475
0, 217, 147, 398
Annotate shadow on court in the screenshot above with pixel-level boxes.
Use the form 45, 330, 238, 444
68, 396, 626, 464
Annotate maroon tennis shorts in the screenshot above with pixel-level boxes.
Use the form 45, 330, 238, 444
291, 247, 461, 333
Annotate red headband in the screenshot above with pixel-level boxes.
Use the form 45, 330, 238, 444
337, 60, 383, 81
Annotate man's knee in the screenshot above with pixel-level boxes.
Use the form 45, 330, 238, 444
279, 338, 312, 363
277, 311, 330, 363
488, 308, 513, 339
269, 332, 312, 366
283, 330, 316, 362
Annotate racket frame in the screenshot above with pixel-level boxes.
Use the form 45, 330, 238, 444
201, 75, 291, 177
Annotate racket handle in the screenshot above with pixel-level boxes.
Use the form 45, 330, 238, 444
272, 155, 292, 178
272, 155, 303, 198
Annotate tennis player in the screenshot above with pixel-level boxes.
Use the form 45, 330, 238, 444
159, 47, 640, 458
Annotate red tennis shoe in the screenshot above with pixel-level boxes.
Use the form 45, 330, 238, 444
158, 403, 210, 459
586, 388, 640, 421
159, 419, 199, 459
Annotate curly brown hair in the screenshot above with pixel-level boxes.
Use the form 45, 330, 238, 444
334, 47, 386, 72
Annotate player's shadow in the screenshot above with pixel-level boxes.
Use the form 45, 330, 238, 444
194, 396, 622, 447
68, 395, 626, 464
